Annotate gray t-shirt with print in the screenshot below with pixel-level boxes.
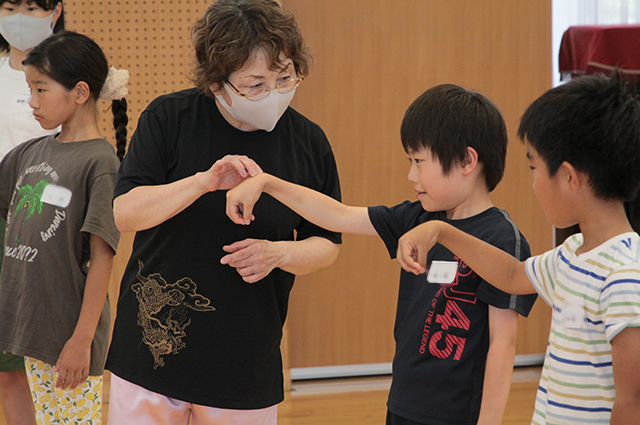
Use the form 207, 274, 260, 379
0, 135, 120, 375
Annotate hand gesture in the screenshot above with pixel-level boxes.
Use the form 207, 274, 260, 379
396, 221, 442, 275
220, 238, 284, 283
53, 335, 91, 390
226, 174, 266, 225
199, 155, 262, 193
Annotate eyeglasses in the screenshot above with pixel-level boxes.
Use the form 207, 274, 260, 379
226, 76, 303, 101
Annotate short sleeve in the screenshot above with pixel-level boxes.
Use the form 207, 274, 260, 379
477, 284, 538, 317
525, 247, 561, 307
114, 109, 171, 198
82, 171, 120, 253
368, 201, 423, 259
0, 146, 18, 217
601, 263, 640, 341
475, 215, 538, 317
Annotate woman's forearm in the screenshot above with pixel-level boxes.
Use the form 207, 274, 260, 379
114, 173, 208, 232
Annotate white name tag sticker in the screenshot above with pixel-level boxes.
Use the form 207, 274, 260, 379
557, 302, 585, 329
427, 261, 458, 285
41, 184, 72, 208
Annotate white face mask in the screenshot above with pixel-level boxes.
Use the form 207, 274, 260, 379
215, 83, 296, 132
0, 12, 54, 52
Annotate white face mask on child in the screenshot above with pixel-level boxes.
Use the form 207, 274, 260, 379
215, 83, 296, 132
0, 12, 54, 52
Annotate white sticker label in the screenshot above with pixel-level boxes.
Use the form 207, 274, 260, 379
41, 184, 72, 208
427, 260, 458, 285
557, 302, 585, 329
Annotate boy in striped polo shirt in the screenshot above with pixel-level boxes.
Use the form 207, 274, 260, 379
396, 72, 640, 425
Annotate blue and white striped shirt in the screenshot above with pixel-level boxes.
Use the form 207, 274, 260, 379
525, 232, 640, 425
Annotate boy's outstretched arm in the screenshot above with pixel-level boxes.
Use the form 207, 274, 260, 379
226, 172, 377, 235
397, 221, 534, 295
610, 327, 640, 424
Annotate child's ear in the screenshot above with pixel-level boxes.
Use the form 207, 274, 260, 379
559, 161, 584, 193
461, 147, 479, 174
51, 2, 63, 26
74, 82, 91, 105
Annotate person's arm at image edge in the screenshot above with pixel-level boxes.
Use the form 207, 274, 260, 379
477, 306, 518, 425
227, 172, 377, 236
397, 221, 535, 295
610, 326, 640, 425
115, 155, 262, 232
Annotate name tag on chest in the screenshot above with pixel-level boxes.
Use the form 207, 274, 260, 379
427, 260, 458, 285
556, 302, 585, 329
41, 185, 72, 208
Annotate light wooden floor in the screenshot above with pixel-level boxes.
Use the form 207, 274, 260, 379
0, 367, 540, 424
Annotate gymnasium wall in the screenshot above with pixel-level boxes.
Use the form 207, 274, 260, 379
63, 0, 553, 371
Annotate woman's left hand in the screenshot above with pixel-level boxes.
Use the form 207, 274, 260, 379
221, 239, 284, 283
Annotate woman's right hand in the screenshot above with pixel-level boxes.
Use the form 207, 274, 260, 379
199, 154, 263, 192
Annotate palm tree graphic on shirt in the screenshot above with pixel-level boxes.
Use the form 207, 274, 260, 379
14, 180, 49, 242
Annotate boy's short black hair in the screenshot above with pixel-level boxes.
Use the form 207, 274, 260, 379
401, 84, 507, 192
518, 72, 640, 201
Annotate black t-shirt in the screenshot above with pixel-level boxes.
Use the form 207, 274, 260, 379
369, 202, 537, 425
106, 88, 341, 409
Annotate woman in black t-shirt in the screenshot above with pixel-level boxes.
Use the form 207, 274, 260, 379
105, 1, 342, 424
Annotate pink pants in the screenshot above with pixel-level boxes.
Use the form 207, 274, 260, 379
107, 373, 278, 425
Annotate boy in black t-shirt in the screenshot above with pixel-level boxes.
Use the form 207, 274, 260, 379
226, 84, 538, 425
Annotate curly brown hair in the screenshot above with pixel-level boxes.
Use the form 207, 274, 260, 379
191, 0, 312, 96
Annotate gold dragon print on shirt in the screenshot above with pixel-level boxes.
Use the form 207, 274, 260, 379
132, 260, 215, 369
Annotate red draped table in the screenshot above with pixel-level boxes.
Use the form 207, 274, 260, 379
559, 24, 640, 81
554, 24, 640, 244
